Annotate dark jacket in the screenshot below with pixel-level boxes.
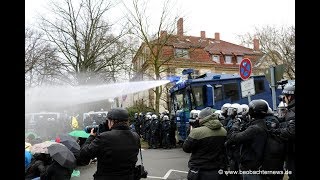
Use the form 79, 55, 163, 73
41, 160, 73, 180
275, 99, 295, 157
226, 118, 268, 170
25, 160, 46, 180
79, 125, 140, 180
183, 114, 227, 170
25, 153, 51, 180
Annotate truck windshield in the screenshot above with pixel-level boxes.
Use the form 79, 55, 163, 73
191, 86, 204, 108
172, 89, 189, 111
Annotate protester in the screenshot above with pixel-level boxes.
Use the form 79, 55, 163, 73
183, 107, 228, 180
25, 153, 51, 180
79, 107, 140, 180
41, 159, 73, 180
25, 150, 32, 170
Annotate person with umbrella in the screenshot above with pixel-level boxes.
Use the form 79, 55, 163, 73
58, 134, 89, 166
25, 153, 52, 180
79, 107, 141, 180
41, 143, 76, 180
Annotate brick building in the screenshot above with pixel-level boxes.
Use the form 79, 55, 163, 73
123, 18, 264, 112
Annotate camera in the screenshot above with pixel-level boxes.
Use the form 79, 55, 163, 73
84, 121, 110, 134
84, 124, 99, 133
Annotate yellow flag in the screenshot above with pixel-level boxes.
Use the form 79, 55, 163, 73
71, 116, 79, 130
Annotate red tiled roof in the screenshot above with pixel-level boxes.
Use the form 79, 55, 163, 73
165, 35, 259, 55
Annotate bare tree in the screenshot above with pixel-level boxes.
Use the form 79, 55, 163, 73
25, 27, 62, 87
237, 25, 295, 79
38, 0, 131, 85
123, 0, 180, 113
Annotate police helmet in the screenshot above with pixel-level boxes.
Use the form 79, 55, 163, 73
240, 104, 249, 116
282, 81, 295, 95
236, 105, 243, 115
227, 103, 240, 116
221, 103, 231, 114
248, 99, 269, 117
151, 114, 158, 120
190, 110, 200, 119
163, 115, 169, 121
145, 114, 151, 120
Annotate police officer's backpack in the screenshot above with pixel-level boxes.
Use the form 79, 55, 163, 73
260, 116, 286, 171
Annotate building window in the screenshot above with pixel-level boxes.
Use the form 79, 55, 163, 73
237, 56, 243, 64
212, 55, 220, 63
175, 48, 189, 58
225, 55, 232, 64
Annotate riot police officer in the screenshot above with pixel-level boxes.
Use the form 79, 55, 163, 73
150, 114, 161, 149
225, 99, 269, 180
143, 114, 152, 146
161, 115, 171, 149
271, 81, 295, 180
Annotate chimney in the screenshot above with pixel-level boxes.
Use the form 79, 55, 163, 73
253, 38, 259, 51
215, 32, 220, 40
160, 30, 167, 38
177, 18, 183, 36
200, 31, 206, 38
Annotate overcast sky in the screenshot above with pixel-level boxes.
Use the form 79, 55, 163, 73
25, 0, 294, 43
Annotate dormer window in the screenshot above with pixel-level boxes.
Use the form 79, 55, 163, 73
175, 48, 189, 58
237, 56, 243, 64
212, 55, 220, 63
225, 55, 232, 64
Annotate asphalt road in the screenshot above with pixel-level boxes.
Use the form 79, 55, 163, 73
71, 147, 190, 180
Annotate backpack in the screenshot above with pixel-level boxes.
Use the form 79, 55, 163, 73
260, 116, 286, 170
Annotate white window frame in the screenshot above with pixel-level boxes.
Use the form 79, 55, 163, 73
175, 48, 189, 58
237, 56, 243, 64
225, 55, 232, 64
212, 55, 220, 63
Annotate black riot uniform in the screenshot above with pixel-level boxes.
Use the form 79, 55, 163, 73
150, 114, 161, 149
161, 115, 171, 149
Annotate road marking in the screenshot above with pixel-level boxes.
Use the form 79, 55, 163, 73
147, 175, 163, 179
147, 169, 188, 179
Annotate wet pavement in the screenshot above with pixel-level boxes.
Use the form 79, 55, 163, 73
71, 147, 190, 180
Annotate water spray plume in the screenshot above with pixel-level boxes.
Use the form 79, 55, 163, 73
25, 80, 170, 111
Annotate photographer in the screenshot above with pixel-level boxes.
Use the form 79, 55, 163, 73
79, 107, 141, 180
183, 107, 228, 180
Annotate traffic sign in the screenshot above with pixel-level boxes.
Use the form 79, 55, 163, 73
239, 58, 252, 80
241, 78, 255, 98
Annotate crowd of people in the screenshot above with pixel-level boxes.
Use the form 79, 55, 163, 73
25, 107, 142, 180
183, 82, 295, 180
25, 81, 295, 180
131, 111, 177, 149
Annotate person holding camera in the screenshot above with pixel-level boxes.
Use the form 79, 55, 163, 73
79, 107, 141, 180
183, 107, 228, 180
